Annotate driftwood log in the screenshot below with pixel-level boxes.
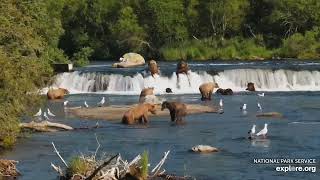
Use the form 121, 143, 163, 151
20, 121, 73, 132
67, 104, 219, 121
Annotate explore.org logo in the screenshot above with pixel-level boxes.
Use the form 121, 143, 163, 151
253, 158, 317, 173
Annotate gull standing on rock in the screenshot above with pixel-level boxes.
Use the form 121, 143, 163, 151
63, 100, 69, 107
84, 101, 89, 108
97, 97, 105, 107
240, 104, 247, 110
34, 108, 42, 117
219, 99, 223, 109
256, 123, 268, 138
257, 103, 262, 111
47, 108, 56, 117
248, 124, 256, 139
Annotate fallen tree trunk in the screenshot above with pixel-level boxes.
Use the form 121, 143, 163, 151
20, 121, 73, 132
67, 104, 219, 121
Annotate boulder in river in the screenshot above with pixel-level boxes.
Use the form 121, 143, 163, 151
191, 145, 219, 153
113, 53, 145, 68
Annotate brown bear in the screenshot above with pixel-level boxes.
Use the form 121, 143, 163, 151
216, 88, 233, 95
122, 103, 157, 125
148, 60, 160, 77
47, 88, 69, 100
199, 82, 217, 101
246, 82, 256, 91
161, 101, 187, 123
176, 61, 189, 75
139, 87, 154, 102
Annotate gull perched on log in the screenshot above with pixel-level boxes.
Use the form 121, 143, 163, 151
34, 108, 42, 117
256, 123, 268, 138
47, 108, 56, 117
43, 112, 50, 121
97, 97, 105, 107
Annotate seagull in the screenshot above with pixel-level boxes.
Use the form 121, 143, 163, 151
47, 108, 56, 117
258, 93, 265, 97
63, 100, 69, 106
248, 124, 256, 139
34, 108, 42, 117
43, 112, 50, 121
219, 99, 223, 108
256, 123, 268, 138
97, 97, 105, 106
84, 101, 89, 108
257, 103, 262, 111
240, 104, 247, 110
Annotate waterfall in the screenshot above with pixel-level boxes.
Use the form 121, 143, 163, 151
51, 69, 320, 94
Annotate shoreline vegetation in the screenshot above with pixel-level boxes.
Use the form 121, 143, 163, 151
0, 0, 320, 150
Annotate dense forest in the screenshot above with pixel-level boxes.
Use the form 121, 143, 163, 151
1, 0, 320, 148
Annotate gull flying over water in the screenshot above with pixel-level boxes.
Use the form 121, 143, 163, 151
47, 108, 56, 117
84, 101, 89, 108
258, 93, 265, 97
256, 123, 268, 138
34, 108, 42, 117
97, 97, 105, 106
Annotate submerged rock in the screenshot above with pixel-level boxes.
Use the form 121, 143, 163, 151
191, 145, 219, 153
256, 112, 283, 118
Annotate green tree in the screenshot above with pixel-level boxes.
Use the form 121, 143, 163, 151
199, 0, 249, 39
0, 0, 56, 148
111, 6, 147, 54
147, 0, 188, 46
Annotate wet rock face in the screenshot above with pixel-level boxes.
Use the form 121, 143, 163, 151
176, 61, 189, 75
246, 82, 256, 91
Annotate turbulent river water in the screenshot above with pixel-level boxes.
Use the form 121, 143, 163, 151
2, 61, 320, 180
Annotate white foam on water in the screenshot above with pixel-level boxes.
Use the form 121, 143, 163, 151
47, 69, 320, 94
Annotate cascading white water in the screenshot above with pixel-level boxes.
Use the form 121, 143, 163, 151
51, 69, 320, 94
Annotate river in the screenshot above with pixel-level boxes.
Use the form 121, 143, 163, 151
2, 61, 320, 180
